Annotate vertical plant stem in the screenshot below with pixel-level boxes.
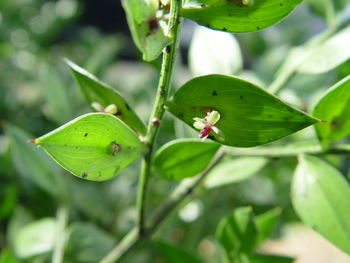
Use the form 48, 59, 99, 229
100, 149, 224, 263
136, 0, 183, 235
52, 204, 69, 263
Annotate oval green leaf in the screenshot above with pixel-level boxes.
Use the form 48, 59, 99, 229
122, 0, 172, 61
154, 139, 220, 180
312, 75, 350, 148
33, 113, 146, 181
14, 218, 56, 259
181, 0, 302, 33
189, 25, 242, 76
297, 26, 350, 74
291, 154, 350, 255
155, 240, 203, 263
216, 206, 257, 260
205, 157, 268, 189
66, 59, 146, 135
166, 75, 319, 147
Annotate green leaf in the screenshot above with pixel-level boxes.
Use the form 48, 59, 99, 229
154, 139, 220, 180
3, 123, 66, 199
166, 75, 319, 147
205, 157, 268, 189
122, 0, 172, 61
189, 25, 242, 76
66, 59, 146, 135
297, 26, 350, 74
291, 154, 350, 255
13, 218, 57, 259
255, 208, 281, 246
155, 240, 203, 263
33, 113, 146, 181
249, 254, 294, 263
0, 249, 21, 263
181, 0, 302, 33
312, 75, 350, 148
40, 63, 74, 124
216, 206, 257, 260
65, 223, 115, 263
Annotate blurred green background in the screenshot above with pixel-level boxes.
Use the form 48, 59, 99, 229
1, 0, 350, 262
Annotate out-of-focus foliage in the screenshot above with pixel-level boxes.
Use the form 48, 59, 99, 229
1, 0, 350, 262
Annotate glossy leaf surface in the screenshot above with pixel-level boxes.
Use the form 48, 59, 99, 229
181, 0, 302, 33
155, 241, 203, 263
34, 113, 146, 181
205, 157, 267, 188
154, 139, 220, 180
122, 0, 171, 61
292, 154, 350, 255
189, 25, 242, 76
216, 206, 257, 260
312, 75, 350, 148
66, 59, 146, 135
166, 75, 319, 147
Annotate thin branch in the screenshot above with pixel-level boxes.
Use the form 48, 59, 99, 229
52, 204, 69, 263
100, 149, 225, 263
225, 142, 350, 158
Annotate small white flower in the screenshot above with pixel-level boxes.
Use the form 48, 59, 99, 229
192, 110, 221, 141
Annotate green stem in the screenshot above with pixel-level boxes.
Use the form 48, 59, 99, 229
267, 25, 339, 95
136, 0, 183, 235
226, 143, 350, 158
52, 205, 69, 263
100, 149, 224, 263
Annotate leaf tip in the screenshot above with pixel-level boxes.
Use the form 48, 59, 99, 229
28, 139, 39, 144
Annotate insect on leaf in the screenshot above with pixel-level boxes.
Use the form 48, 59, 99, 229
33, 113, 146, 181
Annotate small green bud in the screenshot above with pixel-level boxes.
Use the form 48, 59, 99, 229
104, 104, 118, 115
242, 0, 254, 7
91, 102, 104, 112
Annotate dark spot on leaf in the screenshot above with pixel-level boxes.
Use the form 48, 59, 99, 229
222, 27, 227, 31
256, 26, 260, 30
178, 113, 184, 118
212, 90, 218, 96
331, 119, 339, 129
166, 45, 171, 53
84, 133, 88, 137
125, 103, 130, 110
279, 3, 283, 6
81, 173, 88, 178
240, 95, 244, 99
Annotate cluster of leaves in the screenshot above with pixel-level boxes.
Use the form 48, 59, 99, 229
1, 0, 350, 262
